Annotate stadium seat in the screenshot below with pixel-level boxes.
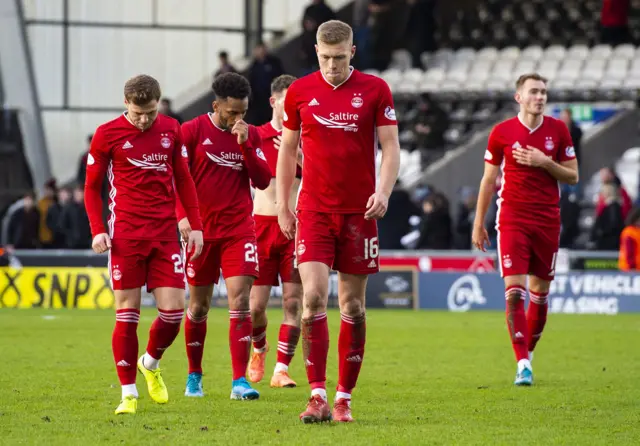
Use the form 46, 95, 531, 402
544, 45, 567, 61
590, 44, 613, 60
390, 49, 413, 71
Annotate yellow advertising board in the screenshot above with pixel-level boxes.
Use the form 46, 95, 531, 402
0, 267, 114, 309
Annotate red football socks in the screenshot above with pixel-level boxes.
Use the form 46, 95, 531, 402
302, 313, 329, 390
337, 313, 366, 394
146, 309, 183, 360
505, 286, 529, 361
113, 308, 140, 385
229, 310, 252, 380
252, 324, 268, 351
527, 290, 549, 353
185, 309, 208, 374
276, 324, 301, 366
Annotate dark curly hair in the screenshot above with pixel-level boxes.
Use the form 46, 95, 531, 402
212, 72, 251, 101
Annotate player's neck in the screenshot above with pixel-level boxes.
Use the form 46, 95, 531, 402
517, 112, 543, 131
210, 112, 225, 131
270, 117, 283, 131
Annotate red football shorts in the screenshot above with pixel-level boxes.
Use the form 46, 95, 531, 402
108, 239, 185, 291
253, 215, 300, 286
296, 210, 379, 275
497, 224, 560, 281
185, 234, 259, 286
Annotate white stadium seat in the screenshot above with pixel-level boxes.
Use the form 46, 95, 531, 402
520, 45, 544, 62
476, 47, 499, 61
402, 68, 424, 84
612, 44, 635, 59
590, 44, 613, 60
500, 46, 521, 60
381, 68, 402, 85
455, 47, 476, 62
544, 45, 566, 61
566, 44, 589, 60
537, 60, 560, 79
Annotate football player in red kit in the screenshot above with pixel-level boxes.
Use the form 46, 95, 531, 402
247, 74, 304, 388
472, 73, 579, 386
84, 75, 204, 415
175, 72, 271, 400
277, 21, 401, 423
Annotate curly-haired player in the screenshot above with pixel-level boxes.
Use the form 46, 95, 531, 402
176, 72, 271, 400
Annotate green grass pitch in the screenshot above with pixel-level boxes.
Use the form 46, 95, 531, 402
0, 309, 639, 445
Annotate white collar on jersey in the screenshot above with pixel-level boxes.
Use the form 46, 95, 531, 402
208, 112, 226, 132
320, 66, 355, 90
269, 120, 283, 132
517, 112, 544, 134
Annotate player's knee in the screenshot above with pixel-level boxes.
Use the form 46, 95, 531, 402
282, 293, 302, 319
303, 287, 327, 314
339, 298, 364, 317
250, 299, 268, 318
229, 289, 251, 311
189, 299, 210, 318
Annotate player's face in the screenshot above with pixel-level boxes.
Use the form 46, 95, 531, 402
125, 99, 158, 131
214, 97, 248, 130
270, 90, 287, 121
315, 40, 355, 85
515, 79, 547, 116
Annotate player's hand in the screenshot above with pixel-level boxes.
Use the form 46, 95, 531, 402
273, 135, 282, 150
278, 208, 296, 240
92, 233, 112, 254
364, 191, 389, 220
178, 217, 191, 242
231, 120, 249, 145
186, 230, 204, 260
471, 225, 490, 252
513, 145, 549, 168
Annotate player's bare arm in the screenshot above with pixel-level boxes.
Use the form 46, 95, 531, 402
365, 125, 400, 220
513, 146, 579, 184
273, 135, 304, 169
276, 127, 300, 240
472, 162, 500, 251
84, 129, 112, 254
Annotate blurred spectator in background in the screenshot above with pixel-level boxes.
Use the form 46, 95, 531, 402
600, 0, 631, 45
368, 0, 397, 70
300, 0, 336, 73
159, 98, 183, 124
417, 190, 452, 249
352, 0, 371, 69
378, 180, 421, 249
596, 167, 632, 220
590, 183, 624, 251
246, 43, 284, 124
215, 51, 237, 78
619, 207, 640, 271
412, 93, 449, 165
404, 0, 436, 67
7, 191, 40, 249
46, 188, 71, 249
560, 184, 581, 248
484, 173, 502, 249
60, 186, 91, 249
76, 134, 93, 187
560, 108, 582, 166
454, 186, 476, 249
37, 178, 57, 249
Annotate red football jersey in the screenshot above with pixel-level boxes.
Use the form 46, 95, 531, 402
176, 113, 271, 240
283, 69, 397, 213
84, 113, 202, 240
485, 115, 576, 228
256, 122, 302, 178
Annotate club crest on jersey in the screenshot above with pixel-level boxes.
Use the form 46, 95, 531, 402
351, 94, 363, 108
160, 135, 172, 149
544, 137, 554, 151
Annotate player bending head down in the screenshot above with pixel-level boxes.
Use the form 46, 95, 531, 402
123, 74, 162, 131
275, 19, 401, 423
212, 72, 251, 131
472, 72, 578, 387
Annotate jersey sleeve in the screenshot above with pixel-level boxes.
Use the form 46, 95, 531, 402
557, 120, 577, 162
174, 120, 198, 222
172, 123, 203, 231
375, 79, 397, 127
282, 81, 301, 131
484, 126, 504, 166
242, 125, 272, 190
84, 126, 110, 237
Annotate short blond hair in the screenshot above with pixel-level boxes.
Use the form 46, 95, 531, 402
515, 73, 548, 90
316, 20, 353, 45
